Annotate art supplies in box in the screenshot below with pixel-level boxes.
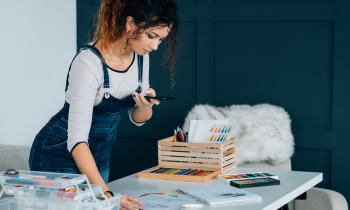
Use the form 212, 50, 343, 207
139, 166, 222, 183
3, 184, 102, 201
0, 169, 86, 188
217, 172, 278, 183
230, 177, 280, 188
138, 137, 237, 182
0, 169, 121, 210
173, 126, 188, 142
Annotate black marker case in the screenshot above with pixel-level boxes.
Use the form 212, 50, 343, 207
230, 177, 280, 188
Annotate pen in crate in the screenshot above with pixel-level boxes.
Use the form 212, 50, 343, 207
173, 125, 188, 142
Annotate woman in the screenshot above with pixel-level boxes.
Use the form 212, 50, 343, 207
28, 0, 180, 209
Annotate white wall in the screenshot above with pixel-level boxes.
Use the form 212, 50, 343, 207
0, 1, 76, 146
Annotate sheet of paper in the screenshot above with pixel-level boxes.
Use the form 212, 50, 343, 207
191, 122, 234, 144
177, 185, 262, 205
118, 190, 196, 210
188, 120, 227, 142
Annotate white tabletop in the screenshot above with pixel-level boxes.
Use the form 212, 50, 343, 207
107, 167, 322, 210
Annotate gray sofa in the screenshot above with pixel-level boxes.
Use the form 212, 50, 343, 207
0, 145, 30, 199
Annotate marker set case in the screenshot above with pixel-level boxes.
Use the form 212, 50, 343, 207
230, 177, 281, 188
0, 170, 121, 210
217, 172, 278, 183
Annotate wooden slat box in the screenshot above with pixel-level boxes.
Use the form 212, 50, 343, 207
138, 137, 237, 182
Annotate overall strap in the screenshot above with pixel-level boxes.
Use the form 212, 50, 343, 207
137, 54, 144, 86
65, 44, 110, 94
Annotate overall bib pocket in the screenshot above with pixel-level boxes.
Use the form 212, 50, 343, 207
91, 111, 124, 129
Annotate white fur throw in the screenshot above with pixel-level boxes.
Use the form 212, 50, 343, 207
182, 104, 294, 165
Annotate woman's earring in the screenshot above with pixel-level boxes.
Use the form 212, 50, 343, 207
127, 29, 129, 33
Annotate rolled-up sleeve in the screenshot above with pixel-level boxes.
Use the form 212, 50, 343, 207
128, 106, 145, 126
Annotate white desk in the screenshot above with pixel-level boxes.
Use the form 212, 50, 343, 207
107, 167, 322, 210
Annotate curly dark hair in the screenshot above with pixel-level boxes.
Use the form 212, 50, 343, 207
91, 0, 180, 87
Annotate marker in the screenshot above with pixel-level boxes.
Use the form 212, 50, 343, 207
169, 170, 182, 174
173, 130, 177, 142
199, 171, 210, 176
192, 171, 204, 176
175, 169, 190, 175
195, 171, 207, 176
164, 169, 176, 174
162, 169, 175, 174
165, 169, 177, 174
157, 168, 170, 173
178, 169, 191, 175
183, 131, 187, 142
174, 169, 185, 174
179, 131, 185, 142
201, 172, 211, 176
150, 168, 164, 173
188, 170, 201, 176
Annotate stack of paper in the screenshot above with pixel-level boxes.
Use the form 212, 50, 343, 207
177, 185, 263, 205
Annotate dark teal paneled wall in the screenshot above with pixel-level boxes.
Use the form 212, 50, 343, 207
77, 0, 350, 203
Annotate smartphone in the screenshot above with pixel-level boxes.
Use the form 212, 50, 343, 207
144, 96, 175, 100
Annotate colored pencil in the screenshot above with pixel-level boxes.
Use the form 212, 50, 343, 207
192, 171, 205, 176
188, 170, 201, 176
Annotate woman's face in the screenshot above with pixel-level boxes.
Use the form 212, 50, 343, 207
128, 25, 171, 56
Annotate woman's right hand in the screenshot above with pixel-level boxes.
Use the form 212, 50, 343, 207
120, 194, 145, 210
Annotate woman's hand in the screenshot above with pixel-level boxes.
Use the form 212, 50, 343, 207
132, 88, 160, 107
120, 194, 145, 210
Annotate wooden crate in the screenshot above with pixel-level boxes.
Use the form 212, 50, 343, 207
138, 137, 237, 182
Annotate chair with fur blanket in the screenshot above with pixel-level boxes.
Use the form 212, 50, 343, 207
182, 104, 348, 210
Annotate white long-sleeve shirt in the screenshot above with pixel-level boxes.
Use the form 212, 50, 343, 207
65, 47, 149, 152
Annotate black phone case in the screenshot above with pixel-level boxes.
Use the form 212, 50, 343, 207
144, 96, 175, 100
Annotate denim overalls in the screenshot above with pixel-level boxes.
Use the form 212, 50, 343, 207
29, 44, 143, 183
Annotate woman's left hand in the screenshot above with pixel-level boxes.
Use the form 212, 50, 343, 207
132, 88, 160, 107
